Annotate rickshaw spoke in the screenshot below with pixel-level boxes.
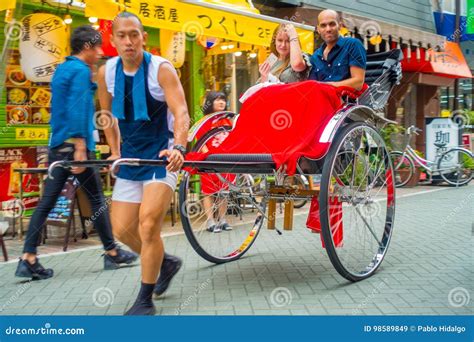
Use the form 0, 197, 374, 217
354, 199, 383, 248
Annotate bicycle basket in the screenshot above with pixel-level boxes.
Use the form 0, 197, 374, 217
390, 133, 410, 151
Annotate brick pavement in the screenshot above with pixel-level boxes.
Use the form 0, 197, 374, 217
0, 184, 472, 316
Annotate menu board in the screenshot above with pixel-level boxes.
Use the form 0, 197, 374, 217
5, 49, 51, 125
46, 178, 77, 224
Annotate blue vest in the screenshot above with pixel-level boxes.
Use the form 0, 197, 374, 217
117, 58, 171, 181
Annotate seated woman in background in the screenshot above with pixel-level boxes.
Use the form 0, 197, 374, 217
258, 23, 312, 84
199, 91, 234, 233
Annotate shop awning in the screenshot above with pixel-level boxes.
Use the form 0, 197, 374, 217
0, 0, 16, 11
402, 42, 473, 79
84, 0, 315, 52
336, 11, 446, 51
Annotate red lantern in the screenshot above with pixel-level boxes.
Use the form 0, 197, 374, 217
99, 19, 118, 57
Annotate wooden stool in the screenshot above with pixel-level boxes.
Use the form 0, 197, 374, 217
267, 199, 277, 229
283, 200, 294, 230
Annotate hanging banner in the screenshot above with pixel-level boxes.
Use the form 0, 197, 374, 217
160, 29, 185, 68
0, 0, 16, 11
19, 13, 68, 82
468, 0, 474, 34
84, 0, 314, 52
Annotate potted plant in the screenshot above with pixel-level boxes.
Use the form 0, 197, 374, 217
402, 149, 424, 187
380, 123, 406, 152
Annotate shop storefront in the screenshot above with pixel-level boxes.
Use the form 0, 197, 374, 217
0, 0, 315, 208
432, 0, 474, 139
0, 1, 166, 207
399, 41, 472, 150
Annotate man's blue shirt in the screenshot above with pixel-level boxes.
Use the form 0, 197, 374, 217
309, 36, 366, 82
49, 56, 96, 151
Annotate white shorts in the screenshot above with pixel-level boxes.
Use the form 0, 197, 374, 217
111, 172, 178, 203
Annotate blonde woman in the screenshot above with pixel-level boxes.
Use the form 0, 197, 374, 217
259, 23, 311, 83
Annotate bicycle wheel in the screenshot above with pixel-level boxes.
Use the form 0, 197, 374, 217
437, 148, 473, 186
390, 151, 414, 187
179, 126, 266, 263
283, 175, 309, 208
320, 122, 395, 282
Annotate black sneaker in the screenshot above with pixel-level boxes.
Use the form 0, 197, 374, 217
206, 224, 216, 232
104, 247, 139, 270
153, 253, 182, 297
125, 301, 156, 316
217, 222, 232, 231
212, 225, 222, 233
15, 258, 54, 280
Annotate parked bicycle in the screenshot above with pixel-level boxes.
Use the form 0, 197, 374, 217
390, 126, 473, 187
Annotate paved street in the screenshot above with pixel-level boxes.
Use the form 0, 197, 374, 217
0, 184, 472, 316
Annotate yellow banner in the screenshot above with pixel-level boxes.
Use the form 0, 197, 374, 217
1, 0, 16, 11
201, 0, 260, 14
85, 0, 314, 52
15, 128, 49, 141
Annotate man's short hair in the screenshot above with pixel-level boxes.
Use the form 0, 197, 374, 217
70, 25, 102, 55
317, 9, 341, 26
112, 12, 144, 32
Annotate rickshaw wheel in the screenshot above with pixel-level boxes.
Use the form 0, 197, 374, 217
179, 126, 266, 264
320, 121, 396, 281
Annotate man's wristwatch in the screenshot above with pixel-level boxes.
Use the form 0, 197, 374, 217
173, 144, 187, 157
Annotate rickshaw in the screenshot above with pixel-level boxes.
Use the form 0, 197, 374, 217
50, 49, 403, 282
